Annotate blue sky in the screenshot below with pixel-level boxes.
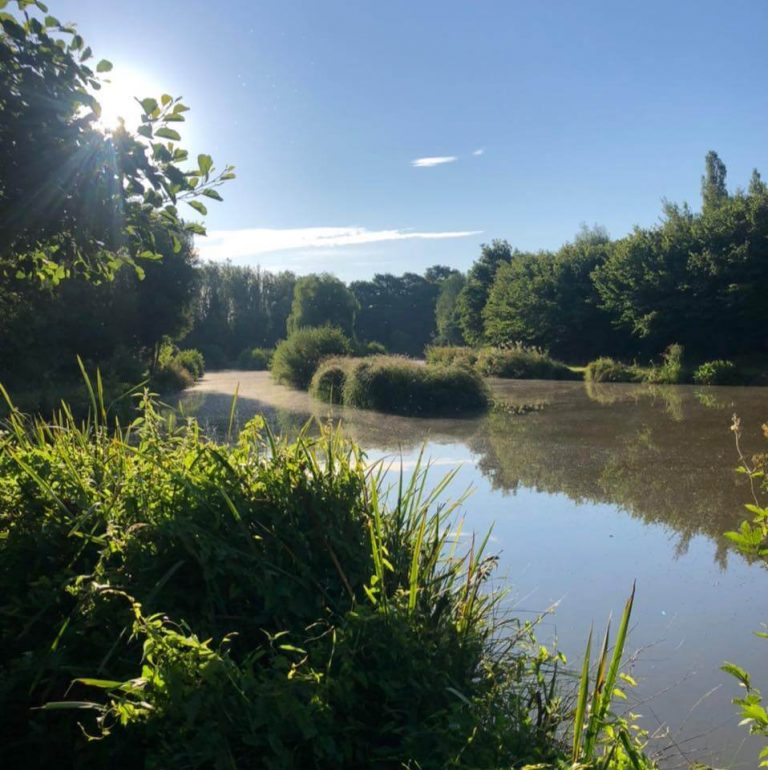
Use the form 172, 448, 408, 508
56, 0, 768, 280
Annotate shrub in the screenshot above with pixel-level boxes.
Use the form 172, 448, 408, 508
270, 326, 350, 389
236, 347, 273, 371
585, 357, 644, 383
351, 339, 387, 357
645, 343, 685, 384
309, 357, 356, 404
342, 355, 490, 416
476, 345, 578, 380
693, 359, 740, 385
151, 359, 194, 392
425, 345, 478, 368
0, 394, 579, 768
174, 348, 205, 379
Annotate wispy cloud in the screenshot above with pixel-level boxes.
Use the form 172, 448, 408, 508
198, 226, 481, 262
411, 155, 457, 168
472, 148, 485, 156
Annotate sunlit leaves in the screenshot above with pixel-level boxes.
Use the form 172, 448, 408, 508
0, 0, 234, 285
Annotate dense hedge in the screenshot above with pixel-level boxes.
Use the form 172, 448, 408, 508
237, 346, 274, 370
585, 357, 644, 383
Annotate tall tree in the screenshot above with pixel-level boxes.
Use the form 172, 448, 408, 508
287, 273, 358, 337
457, 240, 514, 345
434, 272, 466, 345
701, 150, 728, 212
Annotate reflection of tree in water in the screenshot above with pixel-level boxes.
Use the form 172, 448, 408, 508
179, 375, 767, 567
469, 383, 764, 567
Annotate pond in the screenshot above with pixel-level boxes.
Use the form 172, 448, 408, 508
178, 370, 768, 769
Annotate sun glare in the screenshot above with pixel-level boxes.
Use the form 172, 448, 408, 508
96, 67, 165, 131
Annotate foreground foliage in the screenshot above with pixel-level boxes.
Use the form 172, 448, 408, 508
0, 388, 575, 769
722, 418, 768, 766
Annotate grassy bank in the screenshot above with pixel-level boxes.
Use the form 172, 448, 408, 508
0, 387, 654, 768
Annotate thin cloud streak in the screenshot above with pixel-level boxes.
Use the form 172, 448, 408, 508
472, 148, 485, 156
198, 226, 482, 262
411, 155, 457, 168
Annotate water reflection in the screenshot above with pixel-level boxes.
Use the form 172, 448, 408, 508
177, 372, 766, 567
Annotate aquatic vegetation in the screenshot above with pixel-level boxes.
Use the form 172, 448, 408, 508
474, 344, 577, 380
341, 355, 491, 416
693, 359, 740, 385
425, 345, 479, 368
585, 357, 645, 383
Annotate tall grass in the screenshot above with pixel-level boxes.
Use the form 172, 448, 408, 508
0, 380, 584, 768
475, 344, 578, 380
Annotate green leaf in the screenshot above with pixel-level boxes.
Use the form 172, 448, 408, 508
202, 189, 223, 201
155, 127, 181, 141
96, 59, 113, 73
71, 34, 83, 50
187, 200, 207, 216
198, 154, 213, 177
161, 93, 173, 106
140, 98, 158, 115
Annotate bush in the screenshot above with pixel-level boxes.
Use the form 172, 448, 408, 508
475, 345, 578, 380
309, 357, 356, 404
425, 345, 478, 368
236, 347, 273, 371
645, 343, 685, 384
585, 357, 644, 383
174, 348, 205, 379
270, 326, 350, 389
342, 355, 490, 416
0, 395, 574, 769
351, 339, 387, 357
693, 359, 740, 385
151, 359, 194, 392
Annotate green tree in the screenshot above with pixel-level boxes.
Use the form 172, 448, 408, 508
287, 273, 358, 337
351, 272, 441, 355
701, 150, 728, 212
457, 240, 514, 345
484, 228, 618, 360
435, 272, 466, 345
0, 0, 233, 284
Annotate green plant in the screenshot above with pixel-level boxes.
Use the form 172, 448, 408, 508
342, 356, 490, 416
585, 357, 644, 383
0, 0, 233, 285
569, 585, 654, 769
475, 345, 577, 380
309, 357, 356, 404
693, 359, 740, 385
174, 348, 205, 379
0, 381, 580, 768
645, 344, 685, 384
270, 325, 350, 389
425, 345, 478, 368
236, 347, 274, 370
721, 417, 768, 765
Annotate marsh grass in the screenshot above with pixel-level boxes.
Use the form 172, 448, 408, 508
0, 376, 566, 768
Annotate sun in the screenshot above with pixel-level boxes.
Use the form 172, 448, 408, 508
95, 67, 165, 131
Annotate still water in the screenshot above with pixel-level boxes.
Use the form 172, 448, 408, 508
179, 371, 768, 769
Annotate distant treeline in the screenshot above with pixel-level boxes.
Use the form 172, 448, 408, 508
2, 151, 765, 399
